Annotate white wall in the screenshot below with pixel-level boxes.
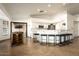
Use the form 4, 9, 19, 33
67, 14, 76, 38
31, 11, 67, 31
73, 15, 79, 37
0, 4, 11, 40
51, 11, 67, 30
31, 18, 53, 33
74, 21, 79, 37
32, 22, 51, 29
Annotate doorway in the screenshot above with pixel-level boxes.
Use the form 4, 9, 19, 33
10, 22, 27, 37
10, 22, 27, 45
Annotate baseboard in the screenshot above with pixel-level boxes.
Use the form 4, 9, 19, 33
0, 39, 10, 43
74, 36, 79, 39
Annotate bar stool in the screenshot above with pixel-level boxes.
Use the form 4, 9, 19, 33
48, 34, 55, 46
33, 33, 39, 43
55, 34, 65, 46
63, 34, 72, 45
55, 34, 61, 45
70, 34, 73, 42
67, 34, 72, 44
60, 34, 67, 45
59, 34, 71, 46
65, 34, 69, 42
40, 34, 47, 45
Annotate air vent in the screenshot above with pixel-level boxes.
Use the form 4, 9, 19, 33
40, 10, 44, 13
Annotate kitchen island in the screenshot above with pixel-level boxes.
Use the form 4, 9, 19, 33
33, 29, 73, 45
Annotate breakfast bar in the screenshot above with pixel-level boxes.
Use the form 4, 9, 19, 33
33, 29, 73, 46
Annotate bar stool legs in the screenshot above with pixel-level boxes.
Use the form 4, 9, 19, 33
66, 34, 72, 44
47, 35, 56, 46
33, 33, 39, 43
40, 34, 47, 45
33, 33, 73, 46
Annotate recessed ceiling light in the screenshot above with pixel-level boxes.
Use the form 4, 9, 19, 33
37, 8, 40, 11
40, 10, 44, 13
62, 3, 66, 6
48, 4, 51, 7
44, 10, 47, 12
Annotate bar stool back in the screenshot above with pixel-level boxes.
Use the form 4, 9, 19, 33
33, 33, 39, 43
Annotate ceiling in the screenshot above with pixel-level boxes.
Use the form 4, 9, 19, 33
67, 3, 79, 15
2, 3, 79, 20
2, 3, 66, 20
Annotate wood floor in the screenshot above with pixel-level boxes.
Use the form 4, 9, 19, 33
0, 37, 79, 56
